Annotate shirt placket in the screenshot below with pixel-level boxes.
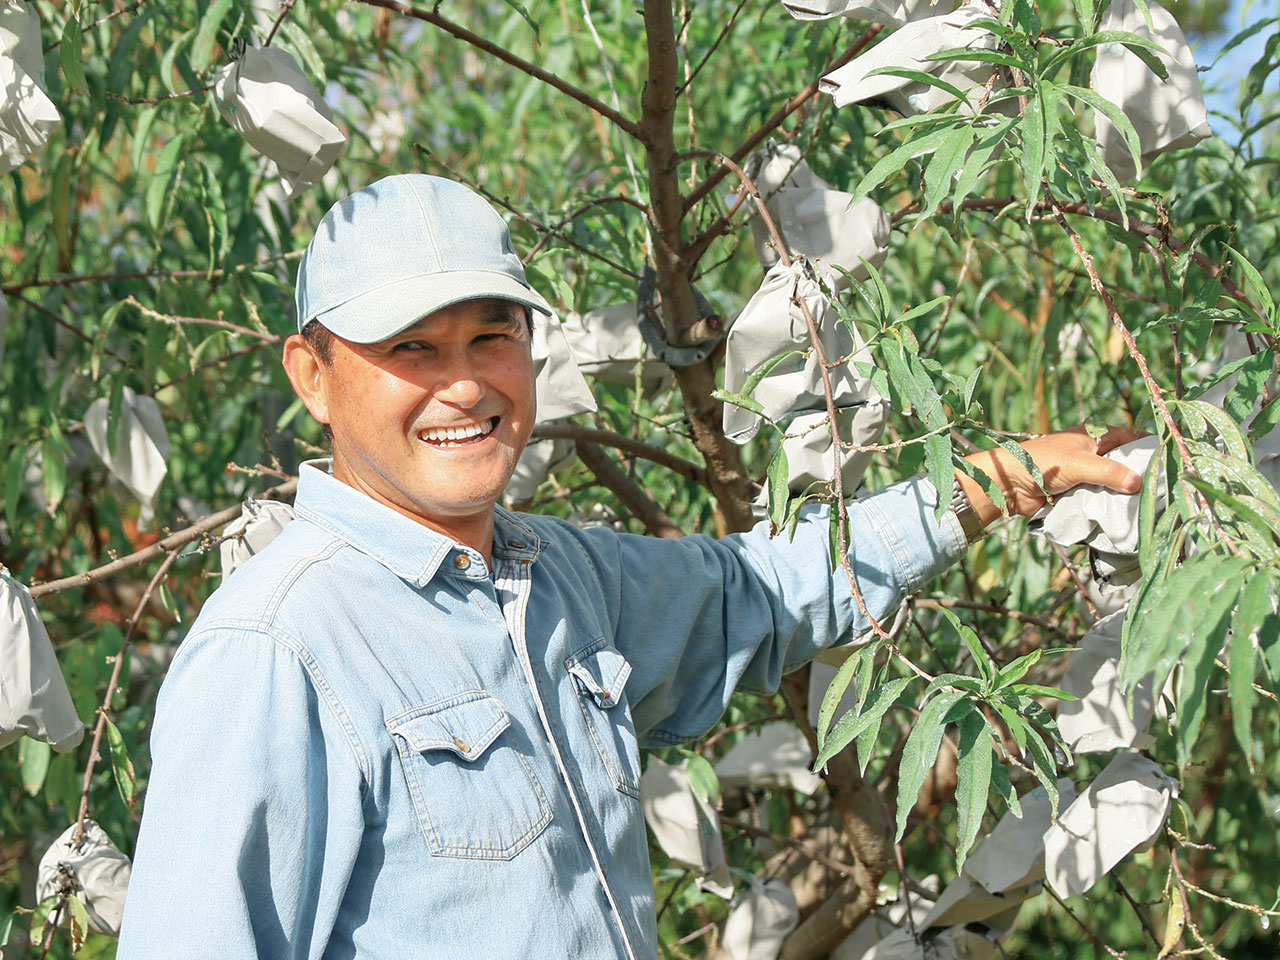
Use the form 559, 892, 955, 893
492, 552, 641, 960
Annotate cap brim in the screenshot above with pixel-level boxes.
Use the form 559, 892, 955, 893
311, 269, 553, 344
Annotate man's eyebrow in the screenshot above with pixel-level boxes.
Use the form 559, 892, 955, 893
479, 309, 523, 327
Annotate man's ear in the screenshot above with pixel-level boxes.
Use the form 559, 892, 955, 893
281, 334, 332, 428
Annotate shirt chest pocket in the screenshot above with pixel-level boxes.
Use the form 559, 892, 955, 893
386, 692, 553, 860
566, 640, 641, 799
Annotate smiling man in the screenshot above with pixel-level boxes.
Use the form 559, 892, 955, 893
118, 174, 1142, 959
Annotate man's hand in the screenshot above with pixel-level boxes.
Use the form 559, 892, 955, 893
957, 425, 1146, 527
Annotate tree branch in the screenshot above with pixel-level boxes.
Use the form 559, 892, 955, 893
530, 421, 708, 487
73, 549, 179, 844
356, 0, 645, 141
30, 477, 298, 598
575, 442, 683, 539
0, 251, 303, 294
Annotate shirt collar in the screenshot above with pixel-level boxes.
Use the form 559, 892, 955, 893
293, 459, 545, 586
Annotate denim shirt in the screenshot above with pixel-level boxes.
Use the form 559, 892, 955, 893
117, 461, 965, 959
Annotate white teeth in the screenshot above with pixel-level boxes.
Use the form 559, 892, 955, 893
419, 419, 495, 445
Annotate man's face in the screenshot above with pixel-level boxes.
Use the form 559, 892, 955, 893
295, 298, 536, 535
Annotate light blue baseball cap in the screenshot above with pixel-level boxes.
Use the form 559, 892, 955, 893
294, 174, 551, 343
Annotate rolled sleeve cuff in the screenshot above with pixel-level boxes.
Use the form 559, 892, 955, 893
859, 475, 968, 594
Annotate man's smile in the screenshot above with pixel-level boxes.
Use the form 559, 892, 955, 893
416, 416, 500, 448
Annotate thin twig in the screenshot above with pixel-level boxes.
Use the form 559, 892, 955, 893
263, 0, 298, 45
525, 194, 648, 261
675, 0, 752, 97
355, 0, 644, 140
106, 85, 213, 105
123, 296, 283, 343
72, 549, 180, 844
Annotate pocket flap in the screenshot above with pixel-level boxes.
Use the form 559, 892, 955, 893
386, 693, 510, 762
566, 641, 632, 709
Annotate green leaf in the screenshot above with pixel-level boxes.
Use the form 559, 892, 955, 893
1176, 569, 1246, 765
1229, 574, 1273, 771
1061, 83, 1143, 178
105, 717, 138, 809
995, 649, 1041, 688
895, 689, 967, 841
854, 123, 970, 197
1175, 398, 1250, 461
501, 0, 541, 41
41, 434, 67, 514
191, 0, 235, 72
1021, 727, 1061, 813
922, 127, 978, 221
1041, 29, 1168, 76
766, 442, 790, 533
954, 710, 994, 871
146, 134, 188, 234
741, 350, 806, 400
679, 751, 720, 806
1006, 683, 1079, 701
992, 700, 1029, 754
936, 606, 994, 689
989, 757, 1022, 818
1122, 555, 1248, 696
60, 17, 89, 96
816, 644, 874, 746
815, 676, 913, 770
711, 389, 764, 416
925, 434, 954, 523
1221, 350, 1275, 425
1020, 84, 1047, 212
19, 737, 52, 796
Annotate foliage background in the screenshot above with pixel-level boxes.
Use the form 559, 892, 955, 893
2, 0, 1279, 956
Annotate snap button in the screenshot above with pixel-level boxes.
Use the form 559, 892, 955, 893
508, 539, 526, 549
453, 736, 469, 752
453, 554, 471, 570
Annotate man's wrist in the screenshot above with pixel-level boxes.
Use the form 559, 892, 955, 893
949, 476, 989, 544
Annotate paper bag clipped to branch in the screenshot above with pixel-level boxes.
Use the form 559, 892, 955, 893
782, 0, 956, 29
0, 567, 84, 751
1044, 752, 1178, 898
36, 821, 132, 936
1091, 0, 1210, 182
560, 303, 669, 388
0, 0, 60, 175
84, 387, 172, 519
714, 722, 824, 795
215, 45, 346, 197
746, 143, 891, 290
1057, 610, 1158, 754
723, 260, 880, 443
640, 756, 734, 898
719, 878, 799, 960
220, 497, 296, 578
962, 780, 1078, 894
819, 5, 1000, 116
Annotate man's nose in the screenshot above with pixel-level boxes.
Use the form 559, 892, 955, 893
433, 352, 485, 408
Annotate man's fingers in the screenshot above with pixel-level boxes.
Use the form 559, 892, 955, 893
1078, 456, 1143, 494
1091, 425, 1148, 456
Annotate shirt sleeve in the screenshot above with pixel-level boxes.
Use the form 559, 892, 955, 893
117, 623, 368, 960
568, 475, 967, 746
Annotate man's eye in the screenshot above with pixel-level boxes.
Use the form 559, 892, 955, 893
393, 341, 428, 352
